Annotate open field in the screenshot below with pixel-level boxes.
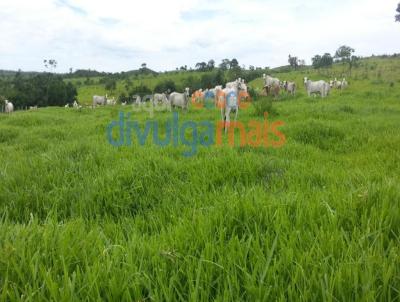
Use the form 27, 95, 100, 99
1, 58, 400, 301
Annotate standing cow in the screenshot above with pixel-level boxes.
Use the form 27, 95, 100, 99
304, 77, 330, 98
169, 88, 190, 111
92, 95, 107, 107
221, 80, 248, 133
284, 81, 296, 96
4, 100, 14, 114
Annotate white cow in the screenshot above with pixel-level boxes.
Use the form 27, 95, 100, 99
304, 77, 330, 98
341, 78, 348, 89
132, 95, 141, 105
4, 100, 14, 114
73, 101, 79, 108
29, 106, 38, 110
65, 104, 69, 108
153, 93, 169, 105
263, 74, 280, 88
106, 97, 116, 105
121, 101, 127, 106
93, 95, 107, 107
333, 78, 342, 89
169, 88, 190, 111
284, 81, 296, 95
221, 80, 248, 133
226, 79, 238, 89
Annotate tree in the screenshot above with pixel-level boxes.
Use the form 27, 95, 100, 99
215, 69, 224, 85
43, 59, 58, 104
43, 59, 57, 73
311, 55, 322, 69
335, 45, 356, 72
219, 59, 230, 70
129, 84, 152, 98
104, 78, 117, 92
349, 55, 360, 75
154, 79, 176, 93
195, 62, 207, 71
207, 59, 215, 70
6, 73, 76, 107
288, 55, 299, 70
396, 3, 400, 22
230, 58, 239, 68
320, 53, 333, 68
335, 46, 355, 63
141, 63, 147, 69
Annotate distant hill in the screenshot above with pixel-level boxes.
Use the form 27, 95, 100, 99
0, 70, 41, 77
0, 67, 159, 79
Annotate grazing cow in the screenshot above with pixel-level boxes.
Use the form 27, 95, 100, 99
263, 74, 280, 89
93, 95, 107, 107
153, 93, 169, 106
4, 100, 14, 114
169, 88, 190, 111
106, 97, 116, 105
304, 77, 330, 98
271, 84, 280, 99
29, 106, 38, 110
284, 81, 296, 95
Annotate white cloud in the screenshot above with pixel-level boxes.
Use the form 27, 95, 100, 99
0, 0, 399, 72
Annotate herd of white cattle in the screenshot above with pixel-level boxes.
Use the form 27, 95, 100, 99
1, 74, 348, 117
262, 74, 348, 98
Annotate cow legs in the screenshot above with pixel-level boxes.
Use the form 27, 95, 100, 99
224, 107, 231, 134
234, 107, 238, 123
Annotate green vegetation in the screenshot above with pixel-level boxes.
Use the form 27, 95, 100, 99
0, 56, 399, 301
0, 73, 77, 108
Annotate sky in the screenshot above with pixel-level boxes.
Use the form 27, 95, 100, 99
0, 0, 399, 73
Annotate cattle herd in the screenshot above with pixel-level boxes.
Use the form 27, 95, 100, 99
262, 74, 348, 99
1, 74, 348, 120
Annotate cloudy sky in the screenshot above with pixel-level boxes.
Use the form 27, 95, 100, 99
0, 0, 399, 72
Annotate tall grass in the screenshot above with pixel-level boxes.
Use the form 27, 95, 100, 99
0, 57, 399, 301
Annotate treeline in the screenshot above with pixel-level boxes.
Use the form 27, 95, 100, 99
0, 72, 77, 108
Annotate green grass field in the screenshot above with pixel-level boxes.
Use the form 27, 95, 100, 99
0, 57, 399, 301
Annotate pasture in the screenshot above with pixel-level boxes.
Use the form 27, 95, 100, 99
0, 57, 399, 301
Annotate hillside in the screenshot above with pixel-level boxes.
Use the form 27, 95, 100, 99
66, 56, 400, 105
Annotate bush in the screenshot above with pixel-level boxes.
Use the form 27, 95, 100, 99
154, 80, 176, 93
248, 86, 258, 101
129, 84, 152, 98
253, 97, 277, 117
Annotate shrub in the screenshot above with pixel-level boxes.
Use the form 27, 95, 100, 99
253, 97, 277, 117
